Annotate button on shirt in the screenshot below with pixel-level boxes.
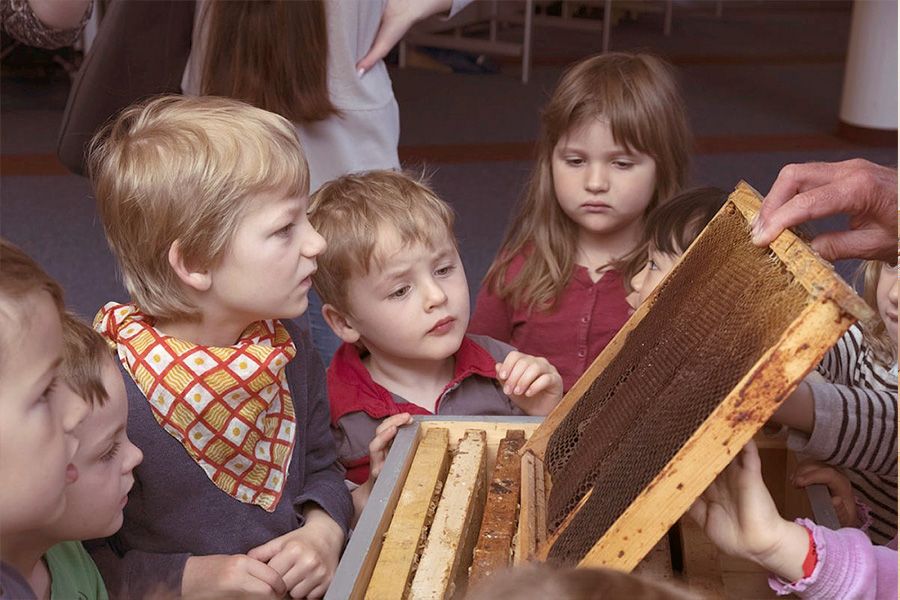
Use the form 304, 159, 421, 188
469, 252, 631, 392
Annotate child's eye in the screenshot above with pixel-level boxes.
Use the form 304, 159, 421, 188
274, 223, 295, 238
38, 377, 58, 404
435, 265, 455, 277
564, 157, 585, 167
613, 160, 633, 169
388, 285, 410, 299
100, 441, 121, 463
647, 260, 659, 271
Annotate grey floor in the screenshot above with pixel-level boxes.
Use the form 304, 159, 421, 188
1, 0, 896, 325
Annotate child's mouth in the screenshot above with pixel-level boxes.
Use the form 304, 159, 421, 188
429, 317, 456, 335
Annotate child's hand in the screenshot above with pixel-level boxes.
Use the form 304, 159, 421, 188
792, 460, 859, 528
496, 352, 564, 416
369, 413, 412, 480
352, 413, 412, 526
181, 554, 286, 599
247, 506, 344, 598
688, 440, 809, 582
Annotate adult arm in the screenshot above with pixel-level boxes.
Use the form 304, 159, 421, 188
2, 0, 91, 48
356, 0, 464, 74
56, 0, 195, 175
752, 159, 897, 262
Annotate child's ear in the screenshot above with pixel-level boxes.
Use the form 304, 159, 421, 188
321, 303, 361, 344
168, 240, 212, 293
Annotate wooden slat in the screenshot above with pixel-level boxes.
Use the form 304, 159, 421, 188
570, 298, 852, 570
366, 428, 451, 600
469, 430, 526, 586
410, 430, 488, 599
514, 451, 537, 564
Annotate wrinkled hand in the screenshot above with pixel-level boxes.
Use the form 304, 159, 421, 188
356, 0, 454, 74
688, 441, 808, 582
752, 159, 897, 262
496, 351, 563, 416
181, 554, 286, 600
792, 460, 859, 528
247, 507, 344, 598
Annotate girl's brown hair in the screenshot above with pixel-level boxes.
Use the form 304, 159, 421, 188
483, 52, 692, 312
200, 0, 338, 124
858, 260, 897, 365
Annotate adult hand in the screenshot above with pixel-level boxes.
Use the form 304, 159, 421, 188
688, 441, 809, 582
752, 159, 897, 262
356, 0, 454, 75
247, 506, 344, 599
181, 554, 286, 600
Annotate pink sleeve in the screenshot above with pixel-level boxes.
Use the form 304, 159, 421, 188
768, 519, 898, 599
468, 283, 513, 343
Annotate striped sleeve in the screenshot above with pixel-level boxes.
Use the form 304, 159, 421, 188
789, 382, 897, 477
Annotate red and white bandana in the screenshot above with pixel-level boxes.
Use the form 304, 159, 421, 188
95, 302, 297, 512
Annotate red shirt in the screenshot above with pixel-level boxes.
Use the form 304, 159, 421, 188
469, 252, 630, 392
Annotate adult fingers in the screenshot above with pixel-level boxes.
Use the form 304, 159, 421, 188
811, 228, 896, 263
753, 183, 847, 247
761, 162, 847, 217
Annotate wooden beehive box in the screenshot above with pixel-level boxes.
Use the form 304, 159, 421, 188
327, 183, 870, 599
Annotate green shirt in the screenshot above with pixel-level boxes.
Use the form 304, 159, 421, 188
45, 542, 108, 600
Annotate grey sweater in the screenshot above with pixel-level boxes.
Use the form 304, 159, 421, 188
87, 321, 352, 599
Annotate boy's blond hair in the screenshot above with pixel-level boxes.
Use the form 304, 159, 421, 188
88, 95, 309, 321
61, 313, 113, 408
309, 170, 456, 316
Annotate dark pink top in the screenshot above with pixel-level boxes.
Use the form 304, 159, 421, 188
469, 252, 630, 392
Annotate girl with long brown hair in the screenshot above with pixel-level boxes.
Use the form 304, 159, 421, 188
469, 52, 692, 391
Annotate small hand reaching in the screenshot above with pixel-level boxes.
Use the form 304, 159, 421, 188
496, 351, 563, 416
792, 460, 860, 528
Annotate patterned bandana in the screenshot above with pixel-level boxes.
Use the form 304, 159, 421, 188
94, 302, 297, 512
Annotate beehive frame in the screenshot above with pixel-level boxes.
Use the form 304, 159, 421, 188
520, 181, 872, 569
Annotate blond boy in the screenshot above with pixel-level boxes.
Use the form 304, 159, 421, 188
310, 171, 563, 488
88, 96, 351, 599
0, 240, 89, 599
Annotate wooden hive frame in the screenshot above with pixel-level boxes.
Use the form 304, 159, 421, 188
519, 182, 872, 570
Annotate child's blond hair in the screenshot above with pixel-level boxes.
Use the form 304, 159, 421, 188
61, 313, 113, 408
484, 52, 692, 312
309, 170, 456, 316
858, 260, 897, 365
88, 95, 309, 321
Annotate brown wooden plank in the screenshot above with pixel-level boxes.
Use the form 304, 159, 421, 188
366, 427, 451, 600
469, 430, 526, 586
410, 429, 488, 599
514, 451, 537, 565
570, 298, 852, 570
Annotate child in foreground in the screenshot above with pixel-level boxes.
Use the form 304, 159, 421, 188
470, 52, 692, 391
0, 240, 89, 600
32, 314, 144, 600
309, 170, 564, 488
88, 95, 351, 599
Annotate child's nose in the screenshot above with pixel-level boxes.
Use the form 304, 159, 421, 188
301, 223, 327, 258
423, 279, 448, 309
585, 164, 609, 193
124, 440, 144, 472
